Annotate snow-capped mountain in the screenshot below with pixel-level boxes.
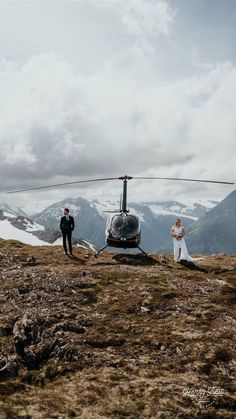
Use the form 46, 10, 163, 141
32, 197, 217, 252
144, 200, 218, 220
1, 197, 221, 252
187, 190, 236, 254
32, 198, 106, 248
0, 205, 97, 251
0, 208, 60, 246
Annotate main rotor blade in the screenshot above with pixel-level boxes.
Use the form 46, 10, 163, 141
132, 177, 234, 185
7, 177, 119, 194
103, 210, 120, 213
7, 174, 234, 194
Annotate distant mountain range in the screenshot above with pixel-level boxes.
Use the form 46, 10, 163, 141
0, 207, 95, 251
2, 193, 235, 254
31, 198, 217, 252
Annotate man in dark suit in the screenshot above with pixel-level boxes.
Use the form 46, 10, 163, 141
60, 208, 75, 255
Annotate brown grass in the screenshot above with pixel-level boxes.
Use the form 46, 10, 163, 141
0, 240, 235, 418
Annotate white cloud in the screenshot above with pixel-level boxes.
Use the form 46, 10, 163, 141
99, 0, 175, 38
0, 52, 235, 197
0, 0, 235, 210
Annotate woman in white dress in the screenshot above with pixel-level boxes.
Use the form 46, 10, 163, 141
170, 218, 193, 262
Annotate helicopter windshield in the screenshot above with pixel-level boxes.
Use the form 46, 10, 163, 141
109, 214, 140, 238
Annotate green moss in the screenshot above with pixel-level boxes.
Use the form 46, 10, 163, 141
81, 290, 98, 304
0, 381, 26, 396
161, 291, 179, 299
9, 241, 25, 248
136, 400, 145, 412
212, 347, 233, 363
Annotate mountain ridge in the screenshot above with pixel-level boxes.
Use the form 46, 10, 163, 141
31, 197, 216, 252
2, 193, 236, 254
0, 207, 95, 251
187, 189, 236, 254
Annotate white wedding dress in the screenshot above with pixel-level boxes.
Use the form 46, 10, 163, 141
171, 225, 200, 262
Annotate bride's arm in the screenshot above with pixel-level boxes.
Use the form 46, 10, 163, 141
170, 227, 176, 237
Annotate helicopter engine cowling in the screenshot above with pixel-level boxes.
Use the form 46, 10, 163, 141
106, 213, 141, 248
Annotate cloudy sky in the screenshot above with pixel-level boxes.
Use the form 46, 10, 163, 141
0, 0, 235, 213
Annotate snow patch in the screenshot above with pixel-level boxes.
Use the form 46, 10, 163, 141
0, 219, 47, 246
2, 211, 16, 219
83, 240, 97, 252
149, 205, 198, 221
24, 219, 45, 232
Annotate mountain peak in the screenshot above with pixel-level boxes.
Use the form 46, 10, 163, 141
187, 189, 236, 253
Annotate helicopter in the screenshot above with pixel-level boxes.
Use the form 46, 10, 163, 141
7, 175, 234, 256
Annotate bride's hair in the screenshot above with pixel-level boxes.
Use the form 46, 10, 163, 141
175, 218, 182, 226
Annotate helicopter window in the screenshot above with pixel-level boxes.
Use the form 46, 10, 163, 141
110, 215, 140, 237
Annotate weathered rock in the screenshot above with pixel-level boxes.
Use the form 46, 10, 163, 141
25, 255, 37, 266
0, 354, 19, 380
13, 313, 41, 357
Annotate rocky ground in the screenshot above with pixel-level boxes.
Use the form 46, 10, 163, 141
0, 238, 235, 419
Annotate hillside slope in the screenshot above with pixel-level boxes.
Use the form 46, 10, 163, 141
0, 209, 96, 250
187, 190, 236, 254
0, 210, 60, 245
0, 241, 235, 418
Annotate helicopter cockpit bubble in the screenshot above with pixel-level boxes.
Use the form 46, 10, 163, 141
109, 214, 140, 239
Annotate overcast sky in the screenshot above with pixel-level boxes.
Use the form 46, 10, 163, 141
0, 0, 235, 213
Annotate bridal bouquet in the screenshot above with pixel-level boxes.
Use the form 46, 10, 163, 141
175, 234, 183, 241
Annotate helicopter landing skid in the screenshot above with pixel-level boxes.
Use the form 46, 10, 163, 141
95, 244, 108, 258
137, 246, 149, 258
95, 244, 148, 258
